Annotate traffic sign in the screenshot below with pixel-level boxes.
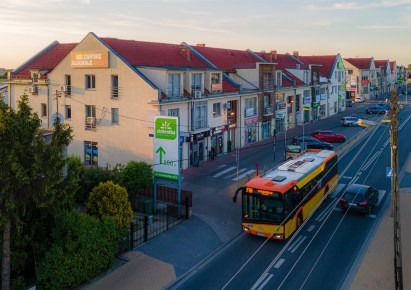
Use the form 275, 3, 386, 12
386, 167, 392, 178
153, 116, 180, 180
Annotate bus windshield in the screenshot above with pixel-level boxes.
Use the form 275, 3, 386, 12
242, 192, 284, 223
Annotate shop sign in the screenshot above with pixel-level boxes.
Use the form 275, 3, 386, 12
313, 103, 320, 108
244, 116, 258, 125
211, 83, 223, 91
338, 95, 342, 101
212, 125, 227, 135
337, 61, 343, 69
154, 116, 179, 181
361, 80, 370, 84
350, 75, 357, 86
303, 97, 311, 104
315, 95, 320, 102
276, 102, 286, 110
245, 108, 255, 117
276, 111, 286, 118
228, 123, 237, 129
71, 51, 109, 68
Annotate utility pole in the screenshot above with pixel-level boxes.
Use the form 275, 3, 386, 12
389, 89, 403, 290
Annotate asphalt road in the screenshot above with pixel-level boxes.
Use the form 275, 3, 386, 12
174, 101, 411, 290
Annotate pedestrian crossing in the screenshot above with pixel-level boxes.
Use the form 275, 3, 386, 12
212, 165, 256, 181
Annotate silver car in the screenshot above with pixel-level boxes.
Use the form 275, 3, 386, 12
340, 116, 359, 127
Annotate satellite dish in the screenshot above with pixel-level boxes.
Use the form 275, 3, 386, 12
50, 112, 64, 125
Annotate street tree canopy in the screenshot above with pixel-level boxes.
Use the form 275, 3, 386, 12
0, 94, 72, 290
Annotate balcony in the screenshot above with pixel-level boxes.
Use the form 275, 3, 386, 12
262, 80, 274, 92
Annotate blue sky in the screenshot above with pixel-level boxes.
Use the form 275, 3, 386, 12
2, 0, 411, 69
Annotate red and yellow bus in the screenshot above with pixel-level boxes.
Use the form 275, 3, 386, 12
233, 149, 338, 240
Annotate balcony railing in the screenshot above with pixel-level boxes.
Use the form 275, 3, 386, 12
262, 80, 274, 91
111, 86, 119, 99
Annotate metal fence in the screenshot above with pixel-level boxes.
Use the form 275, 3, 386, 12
119, 195, 191, 253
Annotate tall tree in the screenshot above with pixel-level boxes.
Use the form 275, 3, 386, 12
0, 94, 72, 290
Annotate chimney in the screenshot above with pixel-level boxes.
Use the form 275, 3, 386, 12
196, 43, 206, 47
270, 50, 277, 60
178, 45, 191, 61
293, 51, 299, 57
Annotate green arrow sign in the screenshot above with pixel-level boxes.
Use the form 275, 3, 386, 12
156, 146, 166, 164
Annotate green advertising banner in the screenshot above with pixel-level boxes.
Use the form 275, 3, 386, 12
153, 116, 180, 180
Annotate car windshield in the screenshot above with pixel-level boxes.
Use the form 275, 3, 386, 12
344, 192, 364, 202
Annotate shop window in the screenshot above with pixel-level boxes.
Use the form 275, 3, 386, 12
84, 141, 98, 166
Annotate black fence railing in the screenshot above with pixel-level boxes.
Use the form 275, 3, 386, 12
119, 196, 191, 253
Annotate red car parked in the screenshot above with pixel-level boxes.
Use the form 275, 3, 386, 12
311, 130, 346, 143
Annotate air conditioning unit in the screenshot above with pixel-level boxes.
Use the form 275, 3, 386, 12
194, 90, 202, 98
60, 85, 68, 92
86, 117, 96, 126
28, 86, 38, 94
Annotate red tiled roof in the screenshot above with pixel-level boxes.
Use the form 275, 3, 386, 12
282, 70, 305, 87
255, 52, 301, 70
101, 38, 209, 68
190, 45, 260, 72
374, 60, 388, 68
296, 55, 337, 79
222, 77, 240, 93
13, 43, 77, 77
344, 58, 372, 70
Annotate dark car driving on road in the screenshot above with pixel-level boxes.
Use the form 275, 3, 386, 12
291, 136, 333, 150
339, 184, 379, 214
365, 106, 387, 114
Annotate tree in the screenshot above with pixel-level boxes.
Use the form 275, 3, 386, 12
118, 161, 153, 206
0, 95, 72, 290
86, 181, 133, 229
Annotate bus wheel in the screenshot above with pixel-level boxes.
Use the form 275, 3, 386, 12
324, 186, 329, 199
296, 213, 303, 229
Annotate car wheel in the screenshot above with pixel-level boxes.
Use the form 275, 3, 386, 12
348, 123, 352, 127
339, 138, 345, 143
319, 138, 324, 142
296, 213, 303, 229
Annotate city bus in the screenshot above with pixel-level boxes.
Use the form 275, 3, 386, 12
233, 149, 338, 240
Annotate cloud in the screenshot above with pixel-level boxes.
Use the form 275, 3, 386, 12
305, 0, 411, 11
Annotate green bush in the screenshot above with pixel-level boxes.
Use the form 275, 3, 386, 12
37, 211, 122, 290
86, 181, 133, 229
117, 161, 153, 206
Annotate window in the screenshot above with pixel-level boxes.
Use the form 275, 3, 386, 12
85, 75, 95, 89
84, 141, 98, 166
167, 73, 181, 98
263, 73, 273, 90
348, 69, 353, 75
244, 97, 257, 117
65, 75, 71, 95
111, 108, 119, 124
191, 101, 207, 130
41, 103, 47, 117
85, 105, 96, 129
111, 75, 119, 98
211, 73, 221, 84
213, 103, 221, 116
303, 90, 310, 98
338, 71, 342, 82
168, 108, 179, 117
192, 73, 202, 91
275, 71, 282, 87
65, 105, 71, 119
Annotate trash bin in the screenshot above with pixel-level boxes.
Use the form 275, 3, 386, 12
143, 199, 154, 214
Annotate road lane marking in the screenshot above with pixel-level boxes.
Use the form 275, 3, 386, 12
306, 225, 315, 232
256, 274, 273, 290
342, 176, 353, 179
274, 258, 285, 269
232, 169, 256, 181
290, 236, 307, 253
288, 235, 303, 252
213, 166, 237, 177
224, 168, 247, 179
361, 151, 381, 171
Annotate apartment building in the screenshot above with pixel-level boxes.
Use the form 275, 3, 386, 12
343, 58, 377, 100
374, 59, 391, 95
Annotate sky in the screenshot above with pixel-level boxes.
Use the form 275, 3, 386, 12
2, 0, 411, 69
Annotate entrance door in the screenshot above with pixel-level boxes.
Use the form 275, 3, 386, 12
198, 141, 204, 161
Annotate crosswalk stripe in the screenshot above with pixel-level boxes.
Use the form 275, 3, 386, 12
232, 169, 256, 181
224, 168, 247, 179
212, 166, 237, 178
